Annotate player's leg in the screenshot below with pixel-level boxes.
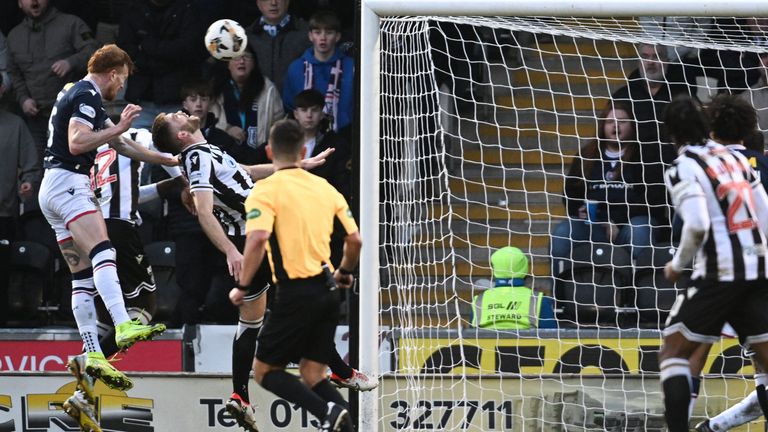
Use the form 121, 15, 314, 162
698, 352, 764, 431
659, 332, 700, 432
62, 390, 102, 432
226, 291, 267, 432
99, 219, 163, 355
255, 359, 333, 428
328, 347, 378, 392
720, 280, 768, 429
659, 279, 729, 432
302, 287, 354, 431
687, 343, 712, 418
69, 214, 164, 349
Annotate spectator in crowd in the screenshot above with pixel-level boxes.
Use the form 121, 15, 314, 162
282, 10, 355, 136
246, 0, 311, 92
0, 104, 41, 309
6, 0, 98, 158
185, 77, 262, 164
0, 32, 10, 100
612, 43, 690, 234
612, 43, 689, 152
90, 0, 132, 45
695, 18, 762, 94
291, 0, 355, 42
551, 102, 655, 269
637, 17, 712, 64
470, 246, 556, 330
739, 52, 768, 144
293, 89, 351, 199
211, 47, 284, 153
117, 0, 204, 129
0, 105, 40, 235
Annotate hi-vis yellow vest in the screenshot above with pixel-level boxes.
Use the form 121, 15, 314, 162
471, 286, 542, 329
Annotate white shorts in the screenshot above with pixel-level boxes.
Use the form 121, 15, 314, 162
39, 168, 100, 242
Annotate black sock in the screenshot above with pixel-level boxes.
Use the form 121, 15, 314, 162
660, 358, 691, 432
313, 379, 349, 408
663, 376, 691, 431
99, 327, 119, 358
232, 320, 261, 403
328, 348, 353, 380
261, 370, 327, 420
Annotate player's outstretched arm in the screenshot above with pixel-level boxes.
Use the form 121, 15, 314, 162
68, 103, 140, 155
240, 148, 335, 181
108, 132, 178, 166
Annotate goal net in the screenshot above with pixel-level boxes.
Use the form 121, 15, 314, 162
367, 11, 768, 432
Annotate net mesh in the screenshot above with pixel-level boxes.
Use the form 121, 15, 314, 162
377, 16, 767, 431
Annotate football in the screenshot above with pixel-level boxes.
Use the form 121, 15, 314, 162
204, 19, 248, 61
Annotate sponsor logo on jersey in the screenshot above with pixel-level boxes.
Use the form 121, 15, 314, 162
247, 209, 261, 219
78, 103, 96, 118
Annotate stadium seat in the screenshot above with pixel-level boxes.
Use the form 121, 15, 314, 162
7, 241, 53, 325
144, 241, 180, 323
553, 243, 633, 326
632, 245, 688, 329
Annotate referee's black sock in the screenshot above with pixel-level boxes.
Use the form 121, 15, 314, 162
232, 318, 262, 403
328, 346, 353, 380
261, 370, 327, 420
312, 379, 349, 409
660, 358, 692, 432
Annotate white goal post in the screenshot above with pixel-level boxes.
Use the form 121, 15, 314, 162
359, 2, 768, 431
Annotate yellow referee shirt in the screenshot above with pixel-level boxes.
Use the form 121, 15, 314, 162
244, 168, 359, 282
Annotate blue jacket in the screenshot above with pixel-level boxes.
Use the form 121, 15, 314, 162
282, 47, 355, 131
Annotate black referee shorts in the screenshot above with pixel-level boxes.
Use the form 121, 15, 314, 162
105, 219, 156, 299
664, 278, 768, 347
256, 275, 340, 366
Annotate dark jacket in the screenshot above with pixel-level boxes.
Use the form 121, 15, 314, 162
117, 0, 204, 105
0, 110, 41, 217
7, 7, 97, 110
246, 15, 311, 92
563, 142, 647, 225
308, 130, 352, 201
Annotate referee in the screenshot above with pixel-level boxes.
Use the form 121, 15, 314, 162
239, 119, 361, 432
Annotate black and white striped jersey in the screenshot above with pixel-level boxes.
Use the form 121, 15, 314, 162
181, 142, 253, 236
93, 128, 182, 224
665, 141, 768, 281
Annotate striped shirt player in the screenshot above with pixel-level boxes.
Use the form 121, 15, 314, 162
665, 141, 768, 283
663, 140, 768, 347
91, 128, 183, 300
181, 142, 253, 237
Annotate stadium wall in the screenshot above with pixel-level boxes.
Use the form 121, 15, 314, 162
0, 374, 758, 431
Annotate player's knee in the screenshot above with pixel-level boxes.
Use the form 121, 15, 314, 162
253, 361, 270, 384
89, 240, 115, 261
